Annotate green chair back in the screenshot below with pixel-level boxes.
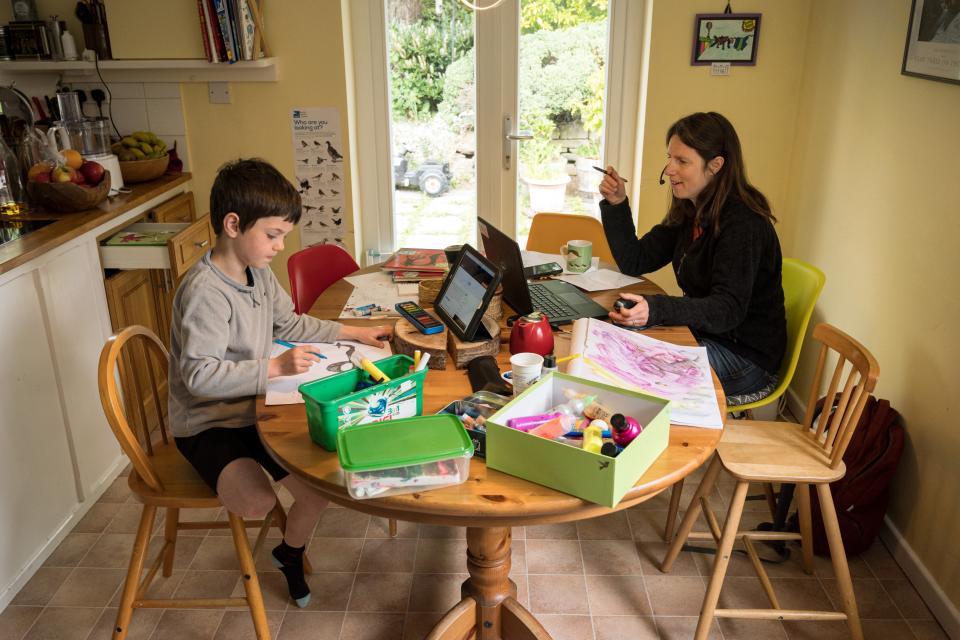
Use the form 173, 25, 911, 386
729, 258, 826, 413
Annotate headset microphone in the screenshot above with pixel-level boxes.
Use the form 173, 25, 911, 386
658, 166, 666, 185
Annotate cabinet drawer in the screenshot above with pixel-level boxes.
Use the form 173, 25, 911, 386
99, 215, 214, 280
146, 191, 196, 223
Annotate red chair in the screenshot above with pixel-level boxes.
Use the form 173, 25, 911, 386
287, 245, 359, 314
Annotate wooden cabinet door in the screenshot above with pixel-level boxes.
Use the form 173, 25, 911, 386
104, 269, 166, 437
147, 191, 196, 223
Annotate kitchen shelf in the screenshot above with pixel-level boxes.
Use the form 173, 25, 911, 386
0, 57, 278, 82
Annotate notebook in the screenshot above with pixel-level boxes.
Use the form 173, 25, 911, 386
477, 217, 609, 324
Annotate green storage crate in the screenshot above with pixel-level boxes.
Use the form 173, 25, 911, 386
485, 372, 672, 508
337, 414, 474, 499
299, 354, 425, 451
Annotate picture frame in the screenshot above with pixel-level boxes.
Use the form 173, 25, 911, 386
691, 13, 761, 66
901, 0, 960, 86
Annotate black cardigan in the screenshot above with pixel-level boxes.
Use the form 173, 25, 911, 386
600, 197, 786, 374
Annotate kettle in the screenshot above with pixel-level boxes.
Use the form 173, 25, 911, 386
509, 311, 554, 356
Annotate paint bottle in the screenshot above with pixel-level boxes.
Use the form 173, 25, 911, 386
551, 393, 596, 417
610, 413, 643, 447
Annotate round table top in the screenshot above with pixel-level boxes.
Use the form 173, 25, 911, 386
257, 265, 725, 528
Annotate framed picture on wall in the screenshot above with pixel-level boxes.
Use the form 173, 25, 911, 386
691, 13, 761, 66
902, 0, 960, 85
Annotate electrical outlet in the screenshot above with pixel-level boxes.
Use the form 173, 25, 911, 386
208, 82, 231, 104
710, 62, 731, 76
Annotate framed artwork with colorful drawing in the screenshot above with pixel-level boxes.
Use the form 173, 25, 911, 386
691, 13, 761, 66
902, 0, 960, 86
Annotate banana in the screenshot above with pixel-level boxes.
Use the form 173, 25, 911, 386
130, 147, 146, 159
132, 131, 151, 142
121, 136, 139, 147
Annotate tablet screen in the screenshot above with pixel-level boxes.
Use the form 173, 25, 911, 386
435, 246, 501, 340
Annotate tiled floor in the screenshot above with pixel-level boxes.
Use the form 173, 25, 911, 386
1, 464, 948, 640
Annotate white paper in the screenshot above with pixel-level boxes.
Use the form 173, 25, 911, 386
552, 269, 644, 292
265, 340, 393, 405
567, 318, 723, 429
339, 271, 418, 318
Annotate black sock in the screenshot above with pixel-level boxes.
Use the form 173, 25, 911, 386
272, 541, 310, 607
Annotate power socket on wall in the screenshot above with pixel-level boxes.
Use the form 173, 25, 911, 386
208, 82, 231, 104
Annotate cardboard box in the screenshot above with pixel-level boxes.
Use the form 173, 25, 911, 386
486, 372, 671, 507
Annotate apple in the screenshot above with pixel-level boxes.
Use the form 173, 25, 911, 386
32, 171, 52, 183
52, 166, 75, 183
27, 161, 54, 181
79, 160, 105, 185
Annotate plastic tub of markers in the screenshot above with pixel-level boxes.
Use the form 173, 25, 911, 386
337, 414, 474, 499
299, 354, 425, 451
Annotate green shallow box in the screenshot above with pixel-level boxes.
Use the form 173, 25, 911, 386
299, 354, 425, 451
485, 372, 672, 508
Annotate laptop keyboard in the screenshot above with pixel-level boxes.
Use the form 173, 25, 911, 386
529, 284, 575, 320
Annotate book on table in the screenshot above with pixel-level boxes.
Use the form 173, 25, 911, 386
381, 248, 448, 274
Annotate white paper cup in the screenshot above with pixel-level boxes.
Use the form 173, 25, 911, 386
509, 352, 544, 396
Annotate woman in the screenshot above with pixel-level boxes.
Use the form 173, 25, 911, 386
598, 111, 785, 405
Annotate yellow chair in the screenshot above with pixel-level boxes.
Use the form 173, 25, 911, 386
661, 323, 880, 640
99, 326, 307, 640
526, 212, 615, 264
663, 258, 826, 538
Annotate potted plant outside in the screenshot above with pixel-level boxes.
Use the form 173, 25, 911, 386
519, 130, 570, 214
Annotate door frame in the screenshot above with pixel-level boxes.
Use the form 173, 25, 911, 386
343, 0, 650, 261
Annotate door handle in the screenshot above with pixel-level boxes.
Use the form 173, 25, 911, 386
194, 240, 209, 248
503, 115, 532, 170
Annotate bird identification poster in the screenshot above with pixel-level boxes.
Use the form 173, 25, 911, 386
290, 107, 346, 249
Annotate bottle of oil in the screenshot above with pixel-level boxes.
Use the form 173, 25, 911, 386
0, 136, 25, 215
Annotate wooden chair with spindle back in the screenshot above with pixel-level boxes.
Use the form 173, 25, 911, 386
660, 322, 880, 640
99, 325, 309, 640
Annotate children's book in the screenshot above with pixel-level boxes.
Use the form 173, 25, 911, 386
381, 248, 448, 273
105, 229, 179, 246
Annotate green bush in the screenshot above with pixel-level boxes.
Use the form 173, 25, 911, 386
389, 5, 473, 120
521, 0, 608, 34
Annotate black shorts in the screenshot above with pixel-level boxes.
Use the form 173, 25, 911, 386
175, 425, 289, 493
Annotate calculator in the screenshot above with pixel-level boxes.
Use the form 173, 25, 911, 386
395, 301, 445, 335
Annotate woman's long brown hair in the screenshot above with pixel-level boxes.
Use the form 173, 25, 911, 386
664, 112, 775, 233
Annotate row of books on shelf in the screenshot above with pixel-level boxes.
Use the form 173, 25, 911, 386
381, 248, 448, 283
196, 0, 262, 63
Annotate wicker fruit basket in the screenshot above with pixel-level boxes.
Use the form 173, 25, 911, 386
119, 155, 169, 183
26, 171, 111, 212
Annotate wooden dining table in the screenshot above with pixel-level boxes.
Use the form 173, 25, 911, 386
257, 264, 725, 640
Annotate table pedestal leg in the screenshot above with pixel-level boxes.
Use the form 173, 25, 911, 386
427, 527, 552, 640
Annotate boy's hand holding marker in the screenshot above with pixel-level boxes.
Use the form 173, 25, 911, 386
270, 345, 323, 377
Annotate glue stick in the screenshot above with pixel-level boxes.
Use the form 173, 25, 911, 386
581, 424, 603, 454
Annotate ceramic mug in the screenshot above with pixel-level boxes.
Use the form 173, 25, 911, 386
561, 239, 592, 273
509, 352, 544, 396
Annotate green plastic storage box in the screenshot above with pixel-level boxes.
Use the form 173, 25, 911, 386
485, 372, 672, 508
337, 414, 474, 499
299, 354, 425, 451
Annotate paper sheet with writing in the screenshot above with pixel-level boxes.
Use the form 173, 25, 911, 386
553, 269, 643, 292
265, 340, 392, 405
568, 318, 723, 428
338, 271, 416, 318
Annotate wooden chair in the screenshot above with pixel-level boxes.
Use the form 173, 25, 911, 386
660, 323, 880, 640
98, 325, 310, 640
526, 212, 615, 264
288, 244, 359, 315
663, 258, 827, 539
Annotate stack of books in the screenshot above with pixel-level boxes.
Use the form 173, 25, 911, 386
196, 0, 263, 63
381, 248, 449, 283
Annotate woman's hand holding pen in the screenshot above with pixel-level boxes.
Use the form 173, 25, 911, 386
269, 346, 321, 377
338, 324, 395, 349
609, 292, 649, 326
598, 165, 627, 206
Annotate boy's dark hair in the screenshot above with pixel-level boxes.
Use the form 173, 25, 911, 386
209, 158, 302, 235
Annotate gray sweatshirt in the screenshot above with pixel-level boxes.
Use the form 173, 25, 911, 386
168, 252, 341, 438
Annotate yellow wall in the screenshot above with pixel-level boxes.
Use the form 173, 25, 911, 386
635, 0, 812, 295
781, 0, 960, 606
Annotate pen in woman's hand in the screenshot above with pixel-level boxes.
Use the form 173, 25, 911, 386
593, 165, 628, 183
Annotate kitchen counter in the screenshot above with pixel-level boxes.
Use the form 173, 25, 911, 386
0, 173, 192, 277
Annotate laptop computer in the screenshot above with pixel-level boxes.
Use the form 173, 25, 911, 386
477, 217, 609, 324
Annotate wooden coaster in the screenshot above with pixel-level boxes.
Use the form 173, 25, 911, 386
392, 317, 448, 370
447, 316, 501, 369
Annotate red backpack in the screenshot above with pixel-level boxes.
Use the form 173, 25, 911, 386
801, 395, 905, 556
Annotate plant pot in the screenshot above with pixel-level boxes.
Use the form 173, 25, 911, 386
575, 157, 602, 193
522, 174, 571, 214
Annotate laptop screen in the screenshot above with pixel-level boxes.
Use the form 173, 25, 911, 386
477, 217, 533, 316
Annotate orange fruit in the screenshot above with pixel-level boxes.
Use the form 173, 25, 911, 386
61, 149, 83, 170
27, 161, 54, 180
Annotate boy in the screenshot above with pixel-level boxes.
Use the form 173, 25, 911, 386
168, 158, 392, 607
